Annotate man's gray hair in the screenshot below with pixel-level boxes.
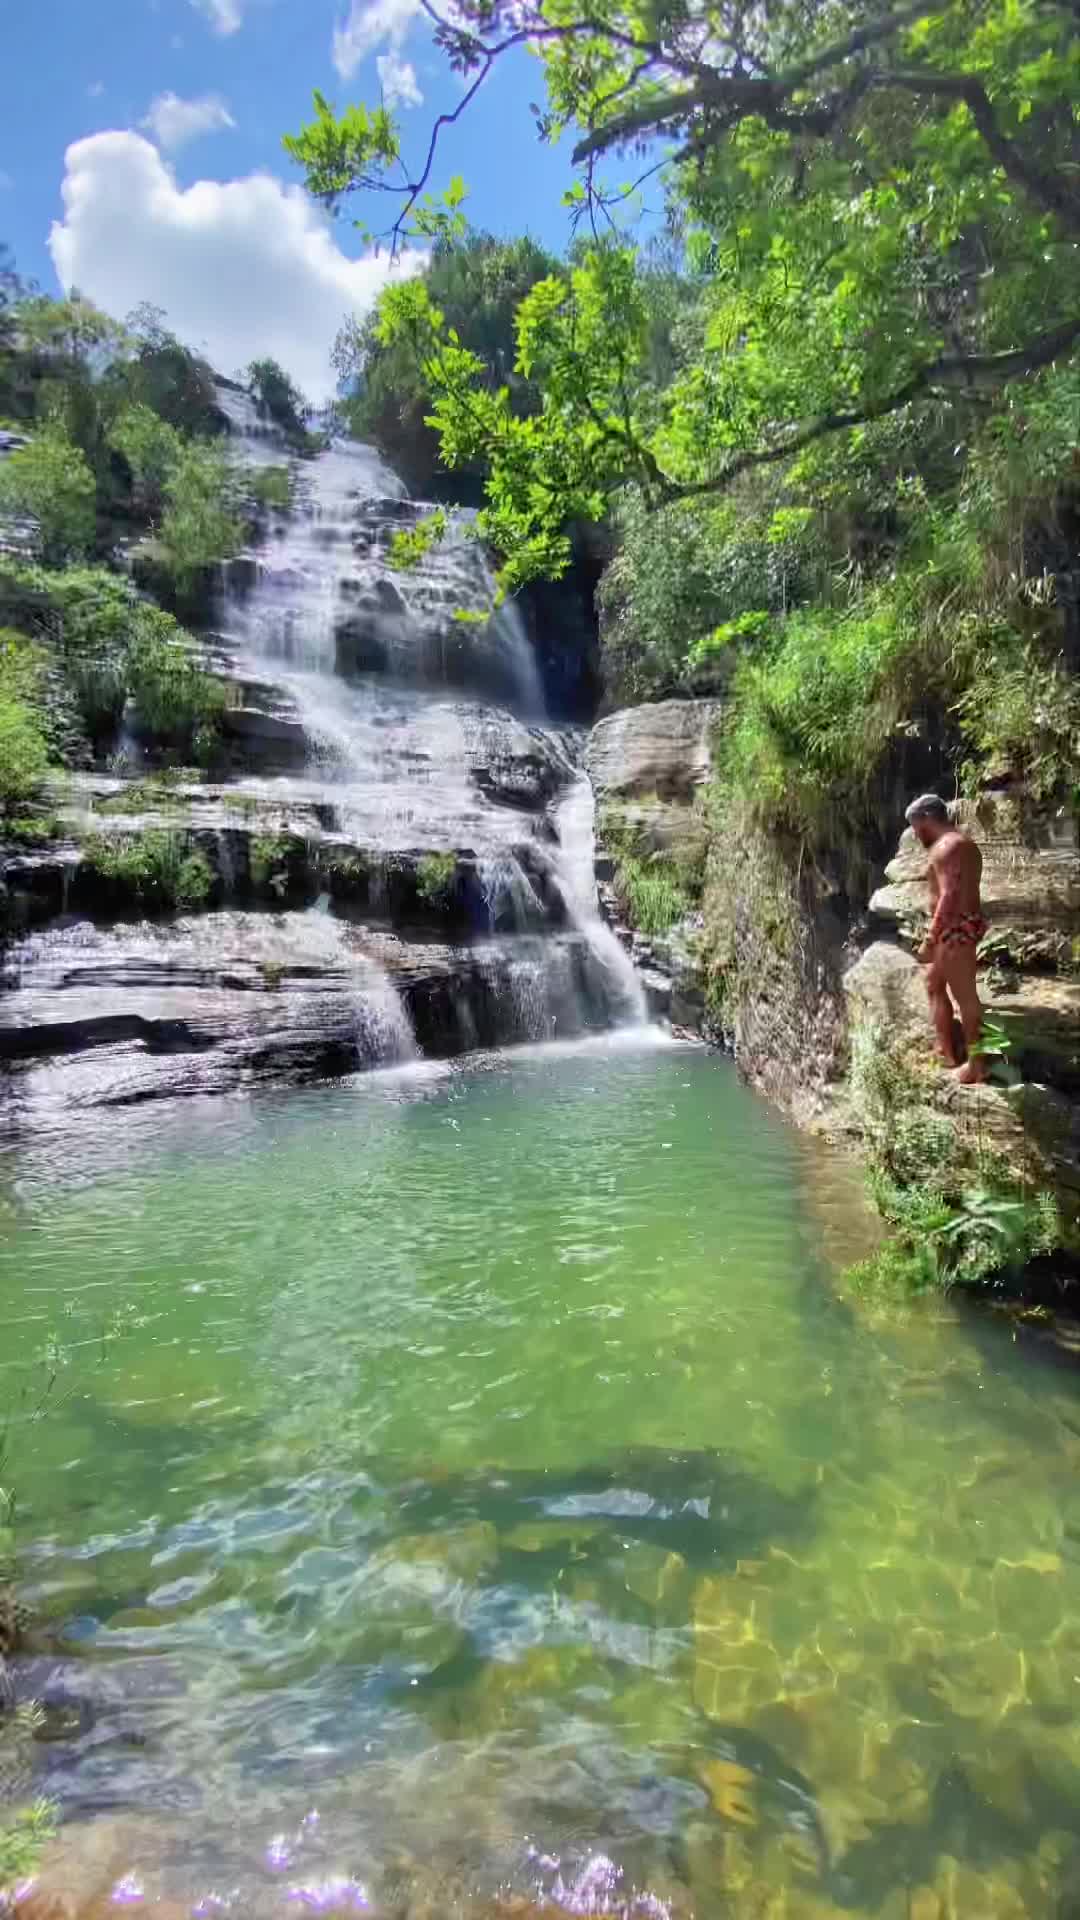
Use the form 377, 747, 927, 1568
905, 793, 950, 825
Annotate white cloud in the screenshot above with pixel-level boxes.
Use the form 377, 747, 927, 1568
0, 173, 12, 194
190, 0, 244, 34
87, 80, 106, 99
49, 133, 422, 402
333, 0, 422, 80
376, 49, 423, 108
142, 91, 236, 151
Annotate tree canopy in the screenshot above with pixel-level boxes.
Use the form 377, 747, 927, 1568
334, 231, 559, 497
287, 0, 1080, 589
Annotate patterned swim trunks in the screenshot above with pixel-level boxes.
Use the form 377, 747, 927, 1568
939, 913, 988, 948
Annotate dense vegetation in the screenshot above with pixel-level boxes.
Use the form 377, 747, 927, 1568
289, 0, 1080, 1288
292, 0, 1080, 829
0, 260, 313, 832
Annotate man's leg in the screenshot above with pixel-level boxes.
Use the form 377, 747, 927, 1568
943, 942, 986, 1083
926, 958, 962, 1067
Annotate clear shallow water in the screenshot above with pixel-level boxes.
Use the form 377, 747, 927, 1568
3, 1039, 1080, 1917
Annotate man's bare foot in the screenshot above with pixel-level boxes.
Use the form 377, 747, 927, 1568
951, 1060, 987, 1086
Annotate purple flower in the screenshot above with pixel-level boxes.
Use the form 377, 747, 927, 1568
286, 1878, 370, 1911
111, 1873, 146, 1906
266, 1835, 295, 1873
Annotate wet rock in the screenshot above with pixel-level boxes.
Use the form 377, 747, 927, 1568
842, 940, 1080, 1221
987, 976, 1080, 1096
0, 917, 626, 1124
334, 612, 390, 676
219, 701, 310, 771
585, 705, 715, 1031
500, 1519, 604, 1554
461, 1643, 608, 1734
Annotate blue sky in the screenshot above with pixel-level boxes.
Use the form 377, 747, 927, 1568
0, 0, 591, 397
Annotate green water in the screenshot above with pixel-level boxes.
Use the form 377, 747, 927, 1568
3, 1035, 1080, 1917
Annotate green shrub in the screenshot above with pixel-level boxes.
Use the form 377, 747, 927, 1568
416, 851, 457, 905
118, 313, 222, 438
249, 832, 292, 897
599, 491, 812, 704
126, 612, 224, 748
718, 596, 938, 849
0, 427, 96, 564
844, 1020, 1062, 1295
247, 358, 308, 444
612, 853, 691, 937
0, 628, 49, 813
94, 771, 199, 815
0, 1791, 56, 1895
599, 814, 701, 939
247, 464, 293, 512
954, 637, 1080, 803
0, 566, 225, 756
0, 563, 134, 743
319, 848, 367, 892
108, 403, 183, 517
82, 829, 213, 912
158, 443, 243, 598
0, 697, 49, 813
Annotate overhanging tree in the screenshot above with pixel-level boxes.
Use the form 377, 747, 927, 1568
286, 0, 1080, 587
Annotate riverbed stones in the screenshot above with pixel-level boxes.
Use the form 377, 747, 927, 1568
370, 1521, 498, 1593
612, 1541, 690, 1617
692, 1575, 785, 1722
459, 1643, 610, 1735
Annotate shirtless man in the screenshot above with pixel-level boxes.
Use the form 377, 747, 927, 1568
905, 793, 988, 1085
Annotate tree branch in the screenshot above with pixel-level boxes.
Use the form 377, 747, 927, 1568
659, 313, 1080, 506
572, 21, 1080, 244
875, 69, 1080, 236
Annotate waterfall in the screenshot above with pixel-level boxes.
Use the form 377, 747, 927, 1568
215, 386, 647, 1049
351, 952, 418, 1065
550, 775, 648, 1026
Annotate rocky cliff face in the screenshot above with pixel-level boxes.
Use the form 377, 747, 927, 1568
584, 697, 1080, 1221
586, 699, 719, 1024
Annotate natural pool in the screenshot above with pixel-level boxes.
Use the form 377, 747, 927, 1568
3, 1034, 1080, 1917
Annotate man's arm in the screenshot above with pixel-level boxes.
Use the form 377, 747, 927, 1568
916, 843, 955, 962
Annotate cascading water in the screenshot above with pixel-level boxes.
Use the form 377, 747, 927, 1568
216, 391, 648, 1048
550, 774, 648, 1025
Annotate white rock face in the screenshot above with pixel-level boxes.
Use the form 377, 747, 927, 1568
586, 699, 721, 805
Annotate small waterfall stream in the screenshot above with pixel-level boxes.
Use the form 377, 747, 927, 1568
551, 774, 648, 1025
217, 396, 647, 1051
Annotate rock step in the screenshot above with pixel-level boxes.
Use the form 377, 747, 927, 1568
2, 773, 571, 939
0, 915, 617, 1124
